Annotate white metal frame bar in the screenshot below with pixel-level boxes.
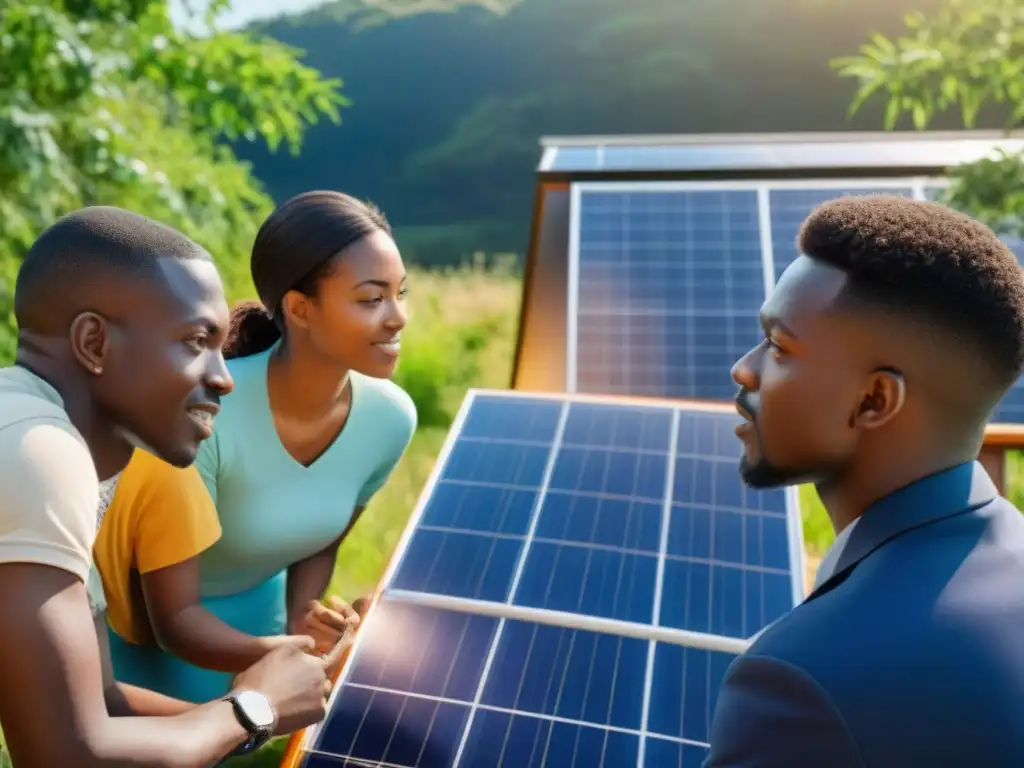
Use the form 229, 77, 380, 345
566, 183, 583, 393
637, 408, 682, 767
540, 130, 1022, 148
538, 146, 557, 173
386, 589, 750, 657
569, 177, 929, 194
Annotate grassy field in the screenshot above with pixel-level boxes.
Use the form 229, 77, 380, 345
2, 263, 1022, 767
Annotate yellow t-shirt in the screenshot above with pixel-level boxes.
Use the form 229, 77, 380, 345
93, 448, 222, 645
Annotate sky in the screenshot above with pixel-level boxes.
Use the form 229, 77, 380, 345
169, 0, 329, 30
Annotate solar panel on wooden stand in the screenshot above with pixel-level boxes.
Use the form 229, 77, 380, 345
570, 185, 764, 401
281, 390, 805, 768
567, 180, 925, 403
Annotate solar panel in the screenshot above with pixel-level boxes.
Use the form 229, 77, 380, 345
568, 181, 923, 402
541, 136, 1024, 174
768, 185, 916, 280
570, 186, 766, 400
286, 391, 805, 767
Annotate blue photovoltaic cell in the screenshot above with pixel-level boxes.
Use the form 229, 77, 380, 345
296, 393, 803, 767
574, 189, 765, 400
768, 186, 915, 281
925, 186, 1024, 425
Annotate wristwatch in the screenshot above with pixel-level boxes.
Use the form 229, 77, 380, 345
225, 690, 277, 757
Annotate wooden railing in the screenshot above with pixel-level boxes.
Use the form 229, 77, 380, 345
980, 424, 1024, 495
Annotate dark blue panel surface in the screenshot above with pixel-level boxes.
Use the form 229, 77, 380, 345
391, 528, 523, 601
548, 446, 668, 499
534, 492, 662, 552
667, 410, 795, 638
305, 604, 494, 766
345, 603, 498, 701
395, 398, 797, 633
460, 395, 564, 442
421, 482, 539, 536
647, 645, 736, 744
644, 737, 711, 767
313, 687, 469, 767
769, 186, 915, 281
515, 541, 657, 623
443, 439, 552, 486
575, 188, 765, 400
561, 402, 674, 451
481, 621, 649, 730
459, 710, 640, 767
659, 557, 792, 638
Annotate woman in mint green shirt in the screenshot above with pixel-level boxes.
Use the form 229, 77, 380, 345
109, 190, 417, 702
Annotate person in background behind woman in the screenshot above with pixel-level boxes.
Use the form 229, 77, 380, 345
103, 190, 417, 703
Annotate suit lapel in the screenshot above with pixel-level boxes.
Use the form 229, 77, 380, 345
803, 461, 997, 604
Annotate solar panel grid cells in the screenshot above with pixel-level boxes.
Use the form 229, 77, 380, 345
306, 601, 727, 767
767, 187, 916, 282
574, 190, 765, 400
299, 396, 799, 767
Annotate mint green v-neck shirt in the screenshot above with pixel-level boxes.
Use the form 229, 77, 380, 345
193, 346, 416, 597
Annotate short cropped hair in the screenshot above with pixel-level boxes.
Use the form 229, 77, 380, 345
798, 195, 1024, 388
14, 206, 211, 332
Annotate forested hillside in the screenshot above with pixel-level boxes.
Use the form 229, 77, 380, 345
238, 0, 969, 264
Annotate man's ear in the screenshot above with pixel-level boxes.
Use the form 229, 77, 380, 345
69, 312, 110, 375
280, 289, 311, 331
851, 368, 906, 431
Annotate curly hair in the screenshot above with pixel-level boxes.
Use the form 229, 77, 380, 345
798, 195, 1024, 388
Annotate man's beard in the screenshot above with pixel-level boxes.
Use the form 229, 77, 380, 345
739, 453, 809, 489
738, 426, 814, 489
735, 389, 812, 489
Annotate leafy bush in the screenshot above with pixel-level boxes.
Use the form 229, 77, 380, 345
391, 259, 521, 428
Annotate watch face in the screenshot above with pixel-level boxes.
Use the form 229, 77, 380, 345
236, 690, 275, 729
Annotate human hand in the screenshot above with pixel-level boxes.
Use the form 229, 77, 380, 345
351, 596, 371, 619
257, 634, 321, 656
301, 596, 361, 655
232, 636, 347, 735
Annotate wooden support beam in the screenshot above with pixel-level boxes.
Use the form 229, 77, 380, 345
978, 443, 1006, 495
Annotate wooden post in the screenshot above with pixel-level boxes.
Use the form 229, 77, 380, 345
978, 444, 1006, 495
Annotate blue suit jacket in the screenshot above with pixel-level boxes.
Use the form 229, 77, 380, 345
705, 461, 1024, 767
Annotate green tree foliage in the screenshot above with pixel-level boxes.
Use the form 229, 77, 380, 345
0, 0, 346, 361
242, 0, 944, 266
832, 0, 1024, 235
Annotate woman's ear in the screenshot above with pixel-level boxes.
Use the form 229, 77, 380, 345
280, 290, 312, 331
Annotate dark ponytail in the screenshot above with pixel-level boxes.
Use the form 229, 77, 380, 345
224, 300, 281, 360
227, 190, 391, 360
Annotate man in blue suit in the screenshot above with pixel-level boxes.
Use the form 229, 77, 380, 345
706, 195, 1024, 767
